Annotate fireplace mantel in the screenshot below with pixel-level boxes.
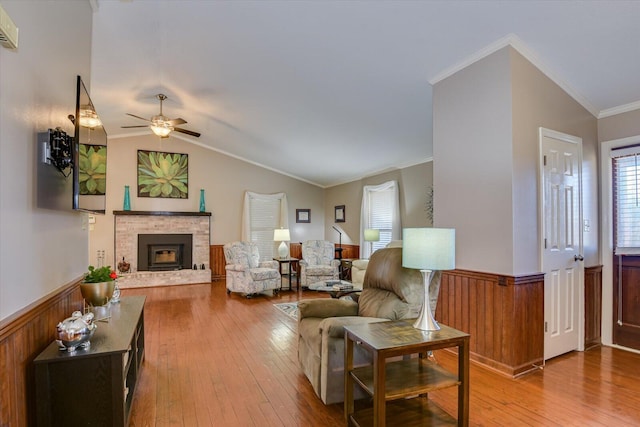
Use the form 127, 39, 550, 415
113, 210, 211, 217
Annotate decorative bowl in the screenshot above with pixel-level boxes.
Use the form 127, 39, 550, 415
80, 281, 115, 306
56, 311, 96, 352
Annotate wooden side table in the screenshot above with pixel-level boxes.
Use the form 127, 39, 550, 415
344, 321, 469, 427
273, 257, 300, 291
340, 258, 354, 280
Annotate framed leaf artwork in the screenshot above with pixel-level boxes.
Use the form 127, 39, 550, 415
137, 150, 188, 198
78, 144, 107, 195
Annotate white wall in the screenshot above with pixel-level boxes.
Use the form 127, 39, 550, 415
0, 1, 93, 320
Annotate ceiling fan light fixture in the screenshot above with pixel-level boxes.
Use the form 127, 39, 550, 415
150, 122, 173, 137
150, 115, 173, 137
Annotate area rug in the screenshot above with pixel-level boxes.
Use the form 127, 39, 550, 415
273, 302, 298, 320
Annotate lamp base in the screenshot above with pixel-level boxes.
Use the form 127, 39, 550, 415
413, 269, 440, 331
278, 241, 289, 259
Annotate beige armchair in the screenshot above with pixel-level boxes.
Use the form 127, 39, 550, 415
351, 240, 403, 287
297, 247, 442, 404
299, 240, 340, 287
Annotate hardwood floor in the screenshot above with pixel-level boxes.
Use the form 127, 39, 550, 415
123, 282, 640, 426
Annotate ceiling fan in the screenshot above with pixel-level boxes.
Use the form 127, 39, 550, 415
121, 94, 201, 138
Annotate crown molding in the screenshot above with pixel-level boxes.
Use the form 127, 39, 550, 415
429, 33, 599, 118
598, 100, 640, 119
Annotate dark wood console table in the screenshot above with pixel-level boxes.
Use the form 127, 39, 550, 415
34, 296, 146, 427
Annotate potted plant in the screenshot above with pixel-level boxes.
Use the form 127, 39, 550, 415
80, 266, 117, 307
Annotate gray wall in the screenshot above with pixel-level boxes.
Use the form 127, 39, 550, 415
433, 46, 598, 276
0, 1, 93, 320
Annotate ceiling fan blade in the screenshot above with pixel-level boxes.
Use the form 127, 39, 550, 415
126, 113, 151, 122
167, 118, 187, 126
121, 125, 150, 128
173, 127, 201, 138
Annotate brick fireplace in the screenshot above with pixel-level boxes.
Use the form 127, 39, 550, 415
114, 211, 211, 288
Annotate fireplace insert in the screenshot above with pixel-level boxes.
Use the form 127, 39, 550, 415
138, 234, 193, 271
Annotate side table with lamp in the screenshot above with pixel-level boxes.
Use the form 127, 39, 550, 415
344, 227, 468, 426
274, 228, 299, 290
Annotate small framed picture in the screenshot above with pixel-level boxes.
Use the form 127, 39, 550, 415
296, 208, 311, 223
335, 205, 345, 223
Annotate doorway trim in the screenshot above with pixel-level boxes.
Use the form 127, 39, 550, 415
599, 134, 640, 348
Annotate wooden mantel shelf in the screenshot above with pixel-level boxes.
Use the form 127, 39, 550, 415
113, 210, 211, 216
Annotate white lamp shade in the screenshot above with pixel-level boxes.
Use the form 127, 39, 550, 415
364, 228, 380, 242
273, 228, 290, 242
402, 228, 455, 271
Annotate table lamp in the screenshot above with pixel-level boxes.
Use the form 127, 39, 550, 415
273, 228, 291, 259
364, 228, 380, 258
402, 228, 455, 331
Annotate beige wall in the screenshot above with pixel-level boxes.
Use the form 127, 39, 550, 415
433, 47, 515, 274
0, 1, 93, 320
323, 162, 433, 246
93, 136, 431, 265
597, 108, 640, 346
90, 134, 325, 267
598, 109, 640, 142
433, 46, 598, 276
511, 49, 599, 271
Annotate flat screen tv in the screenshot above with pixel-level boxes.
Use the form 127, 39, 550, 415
36, 76, 107, 214
73, 75, 107, 214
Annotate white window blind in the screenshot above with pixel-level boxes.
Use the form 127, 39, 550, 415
369, 189, 394, 251
241, 192, 289, 261
613, 146, 640, 255
360, 180, 400, 258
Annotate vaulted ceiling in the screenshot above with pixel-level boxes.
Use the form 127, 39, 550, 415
90, 1, 640, 187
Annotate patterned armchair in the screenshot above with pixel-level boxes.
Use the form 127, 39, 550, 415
299, 240, 340, 287
223, 241, 280, 298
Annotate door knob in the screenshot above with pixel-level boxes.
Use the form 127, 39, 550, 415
574, 255, 584, 262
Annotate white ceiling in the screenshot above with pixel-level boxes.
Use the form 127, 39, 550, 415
90, 1, 640, 187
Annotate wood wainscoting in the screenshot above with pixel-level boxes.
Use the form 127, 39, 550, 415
289, 242, 360, 260
210, 244, 225, 280
585, 265, 603, 350
211, 243, 361, 281
0, 279, 84, 426
437, 269, 545, 377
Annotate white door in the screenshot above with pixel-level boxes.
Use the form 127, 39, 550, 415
539, 128, 583, 361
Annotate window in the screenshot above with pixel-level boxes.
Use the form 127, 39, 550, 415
242, 192, 289, 261
613, 146, 640, 255
360, 180, 400, 258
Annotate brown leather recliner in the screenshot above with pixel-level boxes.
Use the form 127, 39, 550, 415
297, 247, 442, 404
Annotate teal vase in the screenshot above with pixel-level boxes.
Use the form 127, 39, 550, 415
199, 189, 206, 212
123, 185, 131, 211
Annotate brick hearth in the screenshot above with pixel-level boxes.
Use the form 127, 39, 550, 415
114, 211, 211, 288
